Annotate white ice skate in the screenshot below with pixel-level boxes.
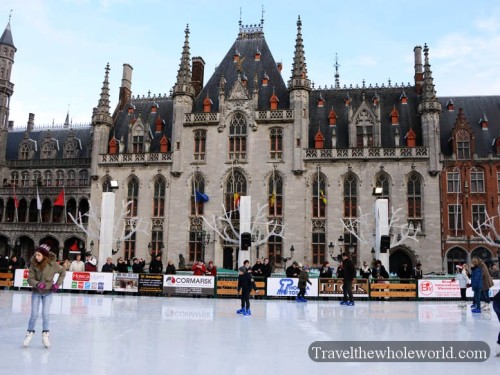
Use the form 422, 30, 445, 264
496, 344, 500, 357
480, 302, 490, 311
42, 331, 50, 348
23, 331, 34, 348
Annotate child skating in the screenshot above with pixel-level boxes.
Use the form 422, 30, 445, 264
296, 264, 312, 302
23, 244, 66, 348
237, 260, 258, 316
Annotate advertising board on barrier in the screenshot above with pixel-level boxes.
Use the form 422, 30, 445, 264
418, 279, 500, 298
163, 275, 215, 296
266, 277, 319, 297
63, 272, 113, 291
318, 278, 369, 297
138, 273, 164, 294
114, 273, 139, 292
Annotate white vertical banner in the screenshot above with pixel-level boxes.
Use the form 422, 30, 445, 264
238, 196, 251, 268
374, 198, 389, 265
99, 192, 116, 269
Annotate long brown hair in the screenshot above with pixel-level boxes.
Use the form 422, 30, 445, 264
34, 253, 50, 270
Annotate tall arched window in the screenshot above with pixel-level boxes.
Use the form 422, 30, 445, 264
312, 172, 327, 218
191, 173, 206, 216
56, 170, 65, 187
20, 144, 30, 160
10, 171, 19, 186
268, 235, 282, 266
67, 170, 76, 186
268, 172, 283, 216
375, 173, 390, 201
229, 113, 247, 161
21, 171, 30, 187
194, 130, 206, 161
79, 170, 89, 186
270, 127, 283, 160
225, 170, 247, 213
343, 173, 358, 218
470, 167, 485, 193
127, 178, 139, 217
43, 170, 52, 187
153, 177, 166, 217
407, 173, 422, 230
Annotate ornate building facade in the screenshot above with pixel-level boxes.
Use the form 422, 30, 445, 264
1, 17, 499, 273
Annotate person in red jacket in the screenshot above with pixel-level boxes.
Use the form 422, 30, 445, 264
205, 261, 217, 276
192, 261, 206, 275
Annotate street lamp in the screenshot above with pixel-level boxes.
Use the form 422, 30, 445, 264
148, 242, 153, 256
199, 230, 211, 263
281, 245, 295, 270
328, 242, 335, 260
253, 230, 265, 259
371, 247, 376, 260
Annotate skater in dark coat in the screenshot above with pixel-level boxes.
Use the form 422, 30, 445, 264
236, 260, 258, 316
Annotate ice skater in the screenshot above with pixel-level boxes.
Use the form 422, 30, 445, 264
23, 244, 66, 348
455, 264, 469, 309
236, 260, 258, 316
470, 258, 483, 313
340, 252, 356, 306
296, 263, 312, 302
493, 290, 500, 356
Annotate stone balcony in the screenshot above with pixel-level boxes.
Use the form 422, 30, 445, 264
99, 152, 173, 166
304, 147, 429, 161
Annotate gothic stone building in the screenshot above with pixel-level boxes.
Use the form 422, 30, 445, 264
1, 17, 499, 273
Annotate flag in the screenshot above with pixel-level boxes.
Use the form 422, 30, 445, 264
36, 186, 42, 210
233, 192, 240, 208
269, 181, 276, 208
54, 188, 65, 206
320, 189, 327, 205
69, 240, 79, 251
195, 191, 209, 203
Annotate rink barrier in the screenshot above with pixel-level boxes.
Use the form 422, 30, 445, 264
216, 276, 266, 297
0, 272, 13, 288
369, 278, 417, 299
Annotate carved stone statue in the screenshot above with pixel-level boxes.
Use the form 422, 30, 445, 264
178, 254, 185, 270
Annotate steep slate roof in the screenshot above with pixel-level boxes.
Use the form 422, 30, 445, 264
192, 29, 289, 112
111, 96, 173, 152
308, 87, 421, 149
0, 21, 15, 49
5, 127, 92, 160
438, 96, 500, 157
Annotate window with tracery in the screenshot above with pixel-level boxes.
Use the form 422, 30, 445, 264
127, 179, 139, 217
470, 168, 484, 193
407, 173, 422, 230
194, 130, 206, 161
229, 113, 247, 161
225, 170, 247, 213
268, 173, 283, 216
343, 173, 358, 218
153, 178, 166, 217
456, 129, 470, 160
191, 173, 206, 216
270, 127, 283, 160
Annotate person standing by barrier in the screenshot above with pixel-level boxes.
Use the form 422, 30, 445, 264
69, 254, 85, 272
455, 264, 469, 308
205, 261, 217, 276
237, 260, 257, 316
359, 261, 371, 279
413, 263, 423, 280
116, 257, 129, 273
101, 257, 115, 273
262, 258, 272, 278
149, 255, 163, 274
23, 244, 66, 348
470, 258, 483, 313
492, 290, 500, 356
165, 260, 176, 275
319, 262, 333, 279
297, 264, 312, 302
132, 258, 145, 273
340, 253, 356, 306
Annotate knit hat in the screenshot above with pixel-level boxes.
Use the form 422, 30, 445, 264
36, 244, 51, 257
238, 266, 247, 273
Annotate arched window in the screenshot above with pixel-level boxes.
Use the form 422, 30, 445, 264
67, 170, 76, 186
447, 167, 460, 193
194, 130, 206, 161
153, 178, 166, 217
79, 170, 89, 186
375, 173, 390, 201
102, 177, 112, 192
446, 247, 467, 274
343, 173, 358, 218
66, 198, 77, 223
407, 173, 422, 231
20, 144, 30, 160
41, 143, 52, 159
456, 129, 470, 160
270, 127, 283, 160
43, 170, 52, 187
312, 173, 327, 218
21, 171, 30, 187
64, 143, 76, 158
191, 173, 206, 216
56, 170, 64, 187
225, 170, 247, 213
268, 172, 283, 216
470, 167, 484, 193
33, 171, 41, 187
127, 178, 139, 217
229, 113, 247, 161
268, 235, 282, 266
10, 171, 19, 186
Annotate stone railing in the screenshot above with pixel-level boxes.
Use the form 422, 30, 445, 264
184, 112, 220, 125
304, 147, 429, 160
256, 110, 294, 123
8, 158, 91, 168
100, 153, 172, 165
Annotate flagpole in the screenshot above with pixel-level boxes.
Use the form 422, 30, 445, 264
63, 187, 66, 223
317, 165, 320, 217
193, 172, 198, 217
13, 184, 18, 223
273, 166, 277, 217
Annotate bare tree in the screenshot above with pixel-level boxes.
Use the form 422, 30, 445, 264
341, 206, 421, 248
469, 211, 500, 248
68, 200, 149, 255
202, 202, 284, 246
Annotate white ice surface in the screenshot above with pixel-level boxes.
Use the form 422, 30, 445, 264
0, 290, 498, 375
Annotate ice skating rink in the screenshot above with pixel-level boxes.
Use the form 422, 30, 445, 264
0, 290, 498, 375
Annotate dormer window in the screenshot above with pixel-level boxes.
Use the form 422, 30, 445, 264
20, 144, 30, 160
109, 138, 118, 155
233, 49, 240, 63
262, 73, 269, 87
255, 48, 261, 61
203, 95, 213, 113
479, 113, 488, 130
400, 91, 408, 104
155, 116, 163, 133
132, 136, 144, 153
406, 128, 416, 148
41, 143, 52, 159
160, 135, 169, 153
456, 129, 470, 160
314, 129, 325, 149
317, 94, 324, 108
270, 92, 279, 110
446, 99, 455, 111
390, 106, 399, 125
328, 108, 337, 126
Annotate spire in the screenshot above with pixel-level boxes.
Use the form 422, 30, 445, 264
173, 25, 195, 98
92, 63, 112, 127
64, 108, 70, 128
334, 53, 340, 89
419, 44, 441, 112
287, 16, 311, 91
0, 16, 16, 50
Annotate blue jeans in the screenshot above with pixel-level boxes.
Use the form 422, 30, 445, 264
493, 301, 500, 344
28, 293, 53, 331
472, 288, 481, 310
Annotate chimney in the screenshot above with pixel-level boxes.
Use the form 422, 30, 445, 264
191, 56, 205, 97
414, 46, 423, 95
118, 63, 133, 111
27, 113, 35, 132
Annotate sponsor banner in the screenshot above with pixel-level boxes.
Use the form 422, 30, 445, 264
114, 273, 139, 292
138, 273, 164, 294
163, 275, 215, 296
318, 278, 369, 297
266, 277, 319, 297
63, 272, 113, 291
14, 269, 68, 288
418, 279, 500, 298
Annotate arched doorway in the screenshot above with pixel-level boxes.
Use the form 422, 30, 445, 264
223, 247, 235, 270
389, 248, 415, 275
471, 247, 493, 267
446, 247, 468, 274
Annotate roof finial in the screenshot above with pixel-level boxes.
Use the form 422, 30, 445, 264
9, 9, 12, 23
239, 7, 242, 27
261, 5, 265, 26
334, 53, 340, 89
